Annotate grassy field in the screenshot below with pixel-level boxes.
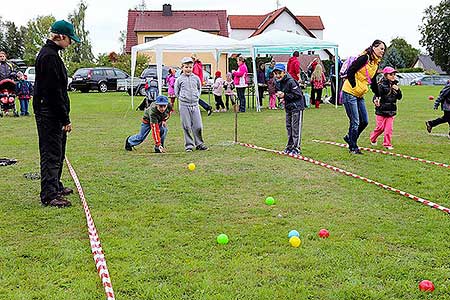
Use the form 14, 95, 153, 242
0, 86, 449, 300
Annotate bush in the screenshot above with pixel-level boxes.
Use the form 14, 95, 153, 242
397, 67, 424, 73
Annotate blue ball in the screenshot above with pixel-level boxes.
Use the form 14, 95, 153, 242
288, 230, 300, 239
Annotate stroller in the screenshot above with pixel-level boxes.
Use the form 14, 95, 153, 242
0, 79, 19, 117
136, 78, 159, 111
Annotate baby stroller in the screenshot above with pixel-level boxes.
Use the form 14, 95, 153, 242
0, 79, 19, 117
136, 78, 159, 111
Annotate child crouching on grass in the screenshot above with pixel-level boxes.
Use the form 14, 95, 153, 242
369, 67, 402, 150
125, 95, 172, 153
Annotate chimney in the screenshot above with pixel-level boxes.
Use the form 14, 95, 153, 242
162, 4, 172, 16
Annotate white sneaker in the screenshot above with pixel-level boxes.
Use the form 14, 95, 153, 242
370, 141, 377, 146
385, 146, 394, 150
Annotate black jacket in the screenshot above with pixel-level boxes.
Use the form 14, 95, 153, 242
276, 73, 305, 111
375, 77, 402, 116
33, 40, 70, 125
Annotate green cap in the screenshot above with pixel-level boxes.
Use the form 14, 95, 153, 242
51, 20, 81, 43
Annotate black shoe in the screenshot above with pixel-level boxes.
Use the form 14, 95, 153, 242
154, 146, 161, 153
425, 121, 432, 133
125, 136, 132, 151
43, 197, 72, 208
59, 187, 74, 196
196, 144, 209, 151
282, 148, 291, 154
343, 135, 350, 144
349, 149, 363, 155
290, 148, 301, 155
207, 108, 213, 116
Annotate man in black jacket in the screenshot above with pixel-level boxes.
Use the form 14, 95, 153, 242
34, 20, 80, 208
273, 63, 306, 155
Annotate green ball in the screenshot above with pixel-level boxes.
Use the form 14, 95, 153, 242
265, 196, 275, 205
217, 233, 229, 245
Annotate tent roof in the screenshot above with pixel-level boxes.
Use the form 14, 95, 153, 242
132, 28, 243, 52
239, 29, 338, 54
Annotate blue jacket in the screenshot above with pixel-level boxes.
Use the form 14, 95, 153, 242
433, 83, 450, 111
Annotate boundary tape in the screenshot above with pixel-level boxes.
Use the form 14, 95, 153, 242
65, 157, 115, 300
236, 142, 450, 216
312, 139, 449, 169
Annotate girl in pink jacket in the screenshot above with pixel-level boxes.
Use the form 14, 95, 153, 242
232, 56, 248, 112
166, 68, 176, 112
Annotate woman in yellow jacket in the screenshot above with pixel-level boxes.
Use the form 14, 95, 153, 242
342, 40, 386, 154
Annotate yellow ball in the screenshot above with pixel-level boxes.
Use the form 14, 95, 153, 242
188, 163, 196, 171
289, 236, 301, 248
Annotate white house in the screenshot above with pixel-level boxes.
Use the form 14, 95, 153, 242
228, 7, 332, 60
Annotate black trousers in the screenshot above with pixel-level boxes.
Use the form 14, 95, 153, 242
429, 111, 450, 128
199, 99, 212, 111
257, 85, 265, 106
35, 113, 67, 203
311, 87, 323, 102
225, 95, 235, 110
237, 87, 246, 112
214, 95, 225, 110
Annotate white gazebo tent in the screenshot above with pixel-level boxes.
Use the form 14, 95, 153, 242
130, 28, 246, 108
237, 29, 339, 109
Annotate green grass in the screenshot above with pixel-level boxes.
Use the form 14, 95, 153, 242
0, 86, 449, 299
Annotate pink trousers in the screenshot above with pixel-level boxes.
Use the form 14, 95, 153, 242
370, 115, 394, 147
269, 94, 277, 109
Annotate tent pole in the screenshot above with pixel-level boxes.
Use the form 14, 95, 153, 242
251, 47, 260, 112
334, 47, 339, 109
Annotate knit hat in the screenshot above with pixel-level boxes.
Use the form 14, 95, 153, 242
215, 71, 221, 77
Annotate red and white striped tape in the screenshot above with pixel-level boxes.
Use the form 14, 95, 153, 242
65, 157, 115, 300
312, 139, 450, 169
236, 142, 450, 216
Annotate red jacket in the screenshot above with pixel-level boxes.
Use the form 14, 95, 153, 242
287, 56, 300, 81
192, 61, 204, 85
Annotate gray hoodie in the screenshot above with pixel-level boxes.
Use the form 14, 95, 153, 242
175, 73, 202, 106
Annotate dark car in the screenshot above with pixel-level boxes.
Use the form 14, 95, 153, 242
71, 67, 129, 92
126, 66, 180, 96
410, 75, 450, 86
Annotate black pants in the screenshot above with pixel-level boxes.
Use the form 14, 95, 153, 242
214, 95, 225, 110
311, 87, 323, 103
199, 99, 212, 111
330, 76, 343, 104
35, 113, 67, 203
225, 95, 235, 110
237, 87, 246, 112
428, 111, 450, 128
257, 85, 265, 106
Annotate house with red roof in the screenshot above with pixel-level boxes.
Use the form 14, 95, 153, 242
125, 4, 229, 76
229, 7, 332, 60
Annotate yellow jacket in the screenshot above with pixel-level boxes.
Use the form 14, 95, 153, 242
342, 54, 381, 98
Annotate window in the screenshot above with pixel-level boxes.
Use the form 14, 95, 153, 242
114, 70, 128, 79
105, 69, 115, 77
93, 69, 104, 76
307, 51, 315, 55
144, 36, 162, 43
203, 64, 212, 76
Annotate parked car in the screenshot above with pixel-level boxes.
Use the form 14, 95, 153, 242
410, 75, 450, 86
70, 67, 129, 93
24, 67, 35, 85
121, 66, 180, 96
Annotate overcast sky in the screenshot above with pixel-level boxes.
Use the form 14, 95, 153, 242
0, 0, 442, 58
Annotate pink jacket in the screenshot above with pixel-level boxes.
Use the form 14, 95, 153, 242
166, 74, 176, 95
233, 63, 248, 87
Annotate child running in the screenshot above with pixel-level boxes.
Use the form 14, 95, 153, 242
369, 67, 402, 150
426, 81, 450, 139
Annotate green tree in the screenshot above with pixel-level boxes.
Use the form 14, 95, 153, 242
419, 0, 450, 73
63, 0, 94, 70
1, 21, 25, 59
381, 47, 405, 69
388, 37, 420, 68
23, 15, 56, 65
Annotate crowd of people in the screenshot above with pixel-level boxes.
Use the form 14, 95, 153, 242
1, 19, 449, 208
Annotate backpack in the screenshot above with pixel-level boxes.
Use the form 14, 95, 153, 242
339, 54, 371, 84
